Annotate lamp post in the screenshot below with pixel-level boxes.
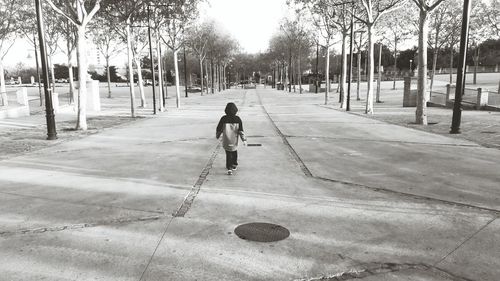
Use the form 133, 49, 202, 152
409, 59, 413, 76
450, 0, 472, 134
35, 0, 57, 140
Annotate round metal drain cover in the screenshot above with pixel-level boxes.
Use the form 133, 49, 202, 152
234, 222, 290, 242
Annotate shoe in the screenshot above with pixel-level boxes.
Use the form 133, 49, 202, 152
227, 169, 233, 175
231, 166, 238, 171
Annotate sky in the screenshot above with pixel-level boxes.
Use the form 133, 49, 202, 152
3, 0, 291, 69
198, 0, 291, 54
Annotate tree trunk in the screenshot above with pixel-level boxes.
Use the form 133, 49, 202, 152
0, 60, 6, 105
288, 50, 292, 92
298, 45, 302, 94
217, 62, 222, 92
106, 59, 111, 98
357, 50, 361, 100
126, 22, 136, 117
365, 25, 374, 114
211, 60, 215, 94
156, 38, 164, 112
325, 45, 330, 105
67, 53, 75, 104
205, 60, 209, 95
76, 26, 88, 130
430, 48, 438, 93
49, 57, 56, 95
376, 43, 382, 103
163, 54, 168, 101
218, 63, 221, 92
449, 46, 454, 85
215, 63, 218, 91
393, 36, 397, 90
473, 45, 479, 85
199, 56, 204, 96
223, 64, 227, 90
415, 9, 429, 125
173, 49, 181, 108
134, 57, 146, 107
340, 33, 347, 108
281, 62, 284, 85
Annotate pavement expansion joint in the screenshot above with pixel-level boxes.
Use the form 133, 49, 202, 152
173, 91, 248, 218
0, 214, 164, 237
172, 142, 221, 217
157, 137, 212, 144
257, 92, 500, 215
295, 262, 473, 281
0, 190, 166, 215
256, 91, 313, 177
434, 216, 498, 267
285, 134, 479, 148
316, 176, 500, 215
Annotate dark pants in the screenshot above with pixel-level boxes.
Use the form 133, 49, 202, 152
225, 150, 238, 170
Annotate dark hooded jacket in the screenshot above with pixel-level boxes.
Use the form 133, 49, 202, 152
216, 103, 246, 151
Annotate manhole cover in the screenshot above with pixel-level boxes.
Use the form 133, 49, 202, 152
234, 222, 290, 242
247, 143, 262, 147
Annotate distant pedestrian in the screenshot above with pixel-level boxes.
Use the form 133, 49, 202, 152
216, 102, 247, 175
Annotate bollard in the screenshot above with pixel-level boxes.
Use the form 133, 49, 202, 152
476, 88, 488, 108
52, 91, 59, 113
16, 88, 28, 105
87, 80, 101, 112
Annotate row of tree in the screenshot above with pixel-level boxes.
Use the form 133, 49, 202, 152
0, 0, 242, 131
265, 0, 500, 125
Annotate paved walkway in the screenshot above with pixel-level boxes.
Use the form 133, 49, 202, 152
0, 87, 498, 281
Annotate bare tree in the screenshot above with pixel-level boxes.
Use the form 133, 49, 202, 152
479, 0, 500, 38
297, 0, 337, 105
469, 0, 489, 85
59, 14, 78, 104
355, 0, 405, 114
379, 3, 414, 90
90, 17, 123, 99
101, 0, 145, 117
427, 2, 453, 92
131, 28, 149, 107
42, 5, 63, 96
186, 20, 214, 96
159, 0, 201, 108
281, 17, 308, 93
44, 0, 102, 130
268, 33, 289, 87
410, 0, 447, 125
0, 0, 26, 99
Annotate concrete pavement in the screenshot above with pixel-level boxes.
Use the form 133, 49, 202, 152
0, 86, 498, 280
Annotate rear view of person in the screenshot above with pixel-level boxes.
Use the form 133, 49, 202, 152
216, 102, 247, 175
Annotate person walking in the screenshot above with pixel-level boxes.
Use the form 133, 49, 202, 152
216, 102, 247, 175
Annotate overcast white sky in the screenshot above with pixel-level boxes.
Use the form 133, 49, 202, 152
199, 0, 291, 54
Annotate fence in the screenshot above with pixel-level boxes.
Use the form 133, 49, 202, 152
408, 81, 499, 111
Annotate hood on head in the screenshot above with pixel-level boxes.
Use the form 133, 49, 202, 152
225, 102, 238, 116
